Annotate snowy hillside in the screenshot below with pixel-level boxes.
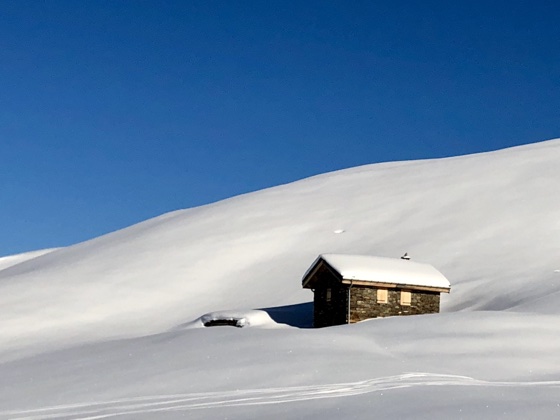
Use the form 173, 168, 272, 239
0, 248, 58, 272
1, 139, 560, 419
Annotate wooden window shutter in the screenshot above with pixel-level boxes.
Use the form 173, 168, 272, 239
377, 289, 388, 304
400, 291, 412, 306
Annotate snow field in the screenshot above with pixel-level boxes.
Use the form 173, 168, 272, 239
1, 139, 560, 418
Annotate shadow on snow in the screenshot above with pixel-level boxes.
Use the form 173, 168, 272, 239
260, 302, 313, 328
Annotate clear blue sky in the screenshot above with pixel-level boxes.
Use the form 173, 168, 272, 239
1, 0, 559, 256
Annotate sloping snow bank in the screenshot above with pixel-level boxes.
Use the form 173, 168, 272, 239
1, 140, 560, 419
1, 311, 559, 419
0, 139, 559, 359
0, 248, 59, 272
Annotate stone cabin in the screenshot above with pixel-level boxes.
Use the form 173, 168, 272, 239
302, 254, 451, 328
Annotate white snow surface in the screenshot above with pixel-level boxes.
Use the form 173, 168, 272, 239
0, 248, 58, 272
311, 253, 451, 289
1, 139, 560, 419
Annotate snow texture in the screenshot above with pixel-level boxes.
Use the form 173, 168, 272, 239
1, 139, 560, 419
0, 248, 58, 272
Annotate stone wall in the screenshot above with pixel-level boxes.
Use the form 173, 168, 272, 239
308, 262, 442, 327
349, 285, 440, 323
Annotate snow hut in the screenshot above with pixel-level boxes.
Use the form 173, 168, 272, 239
302, 254, 451, 327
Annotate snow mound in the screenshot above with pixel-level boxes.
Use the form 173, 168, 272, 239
187, 310, 283, 329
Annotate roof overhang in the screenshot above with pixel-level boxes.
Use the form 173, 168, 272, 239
302, 254, 451, 293
340, 279, 450, 293
302, 257, 341, 289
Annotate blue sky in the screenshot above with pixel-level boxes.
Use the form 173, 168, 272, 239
1, 1, 559, 256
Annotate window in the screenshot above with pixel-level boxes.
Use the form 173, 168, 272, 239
400, 291, 412, 306
376, 289, 388, 304
326, 288, 332, 302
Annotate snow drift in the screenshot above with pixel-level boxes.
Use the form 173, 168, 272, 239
1, 139, 560, 419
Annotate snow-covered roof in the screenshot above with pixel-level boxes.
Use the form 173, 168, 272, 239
304, 254, 450, 290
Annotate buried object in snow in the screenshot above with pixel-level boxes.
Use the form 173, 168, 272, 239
196, 310, 278, 329
203, 318, 246, 328
201, 313, 248, 328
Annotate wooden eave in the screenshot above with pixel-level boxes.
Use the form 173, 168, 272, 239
301, 258, 342, 289
340, 279, 450, 293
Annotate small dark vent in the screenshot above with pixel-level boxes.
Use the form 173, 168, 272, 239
203, 318, 244, 328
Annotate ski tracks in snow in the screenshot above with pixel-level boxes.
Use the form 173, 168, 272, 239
2, 373, 560, 420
